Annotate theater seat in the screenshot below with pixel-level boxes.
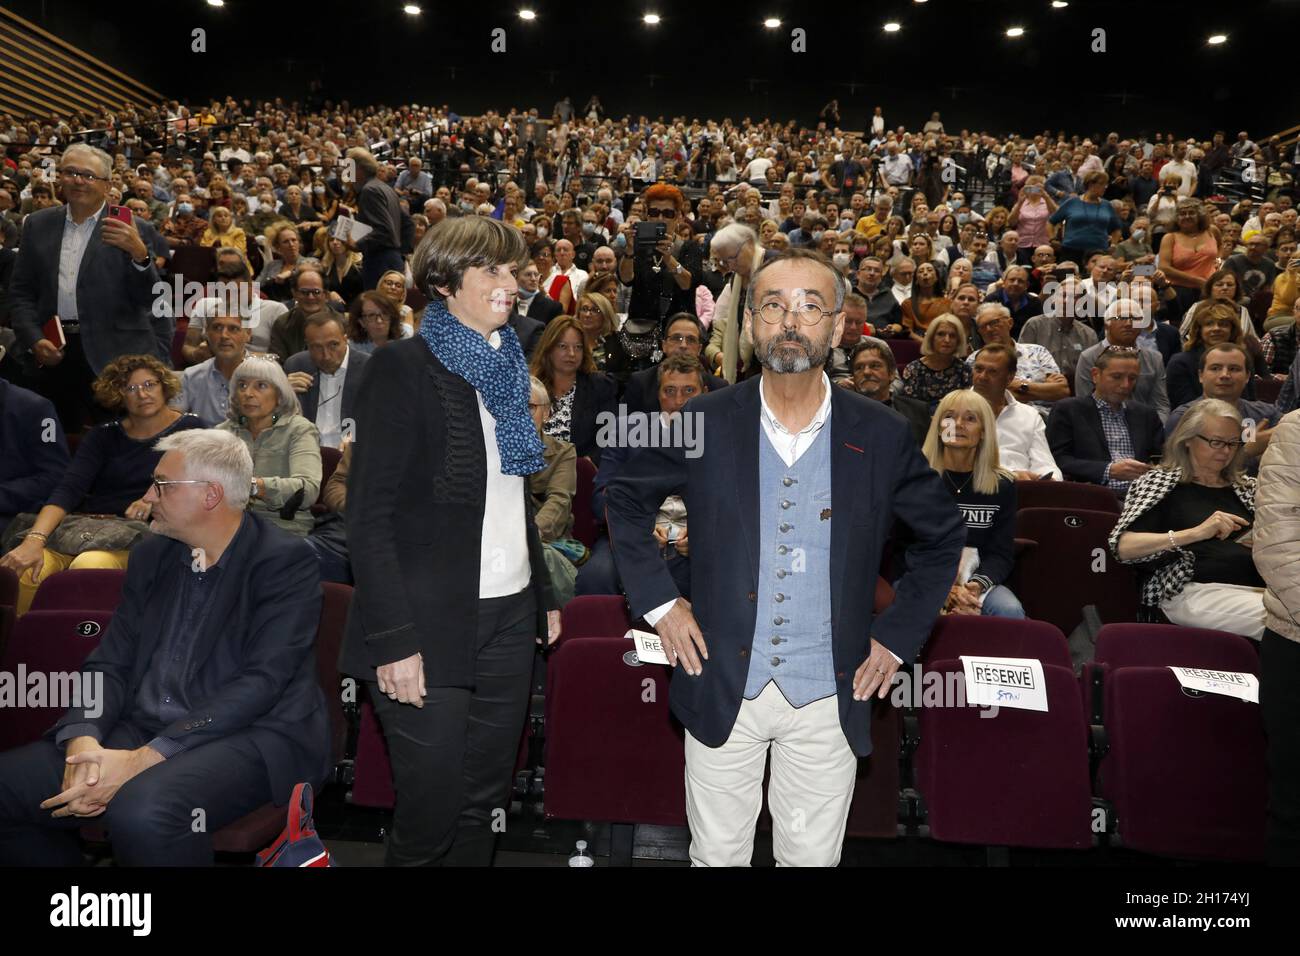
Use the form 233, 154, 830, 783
572, 455, 599, 548
1013, 479, 1119, 514
1254, 375, 1282, 405
886, 338, 920, 368
920, 615, 1071, 668
348, 699, 394, 810
0, 566, 17, 659
1012, 507, 1138, 636
312, 446, 344, 516
544, 637, 686, 829
1102, 666, 1265, 861
915, 660, 1092, 850
168, 244, 216, 284
0, 609, 113, 753
560, 594, 631, 646
29, 569, 126, 613
1083, 623, 1259, 722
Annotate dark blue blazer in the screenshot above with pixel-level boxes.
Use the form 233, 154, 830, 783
604, 377, 965, 757
51, 513, 332, 805
8, 205, 172, 374
0, 378, 69, 527
284, 346, 370, 424
1046, 395, 1164, 484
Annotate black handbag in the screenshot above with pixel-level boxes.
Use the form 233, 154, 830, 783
2, 513, 152, 556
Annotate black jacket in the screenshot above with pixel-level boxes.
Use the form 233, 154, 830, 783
622, 362, 728, 414
568, 370, 619, 464
51, 513, 332, 804
9, 205, 172, 374
881, 392, 933, 447
508, 311, 546, 359
284, 347, 371, 426
1046, 396, 1164, 484
525, 293, 564, 325
0, 378, 70, 528
340, 337, 557, 685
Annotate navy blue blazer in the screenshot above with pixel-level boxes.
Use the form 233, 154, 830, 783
51, 513, 333, 805
8, 205, 172, 374
1046, 395, 1164, 484
0, 378, 69, 527
604, 377, 965, 757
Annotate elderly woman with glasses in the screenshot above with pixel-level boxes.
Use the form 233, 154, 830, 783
1111, 398, 1265, 639
216, 358, 321, 537
340, 215, 560, 867
0, 354, 204, 614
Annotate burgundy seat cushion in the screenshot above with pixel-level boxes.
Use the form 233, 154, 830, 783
1101, 666, 1265, 861
916, 660, 1092, 849
29, 569, 126, 613
920, 615, 1071, 669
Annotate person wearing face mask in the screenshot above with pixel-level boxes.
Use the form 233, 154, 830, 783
340, 214, 561, 866
161, 193, 207, 248
512, 261, 560, 349
830, 238, 854, 277
1113, 216, 1154, 262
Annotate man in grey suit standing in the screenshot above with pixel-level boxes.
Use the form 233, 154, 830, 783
285, 312, 370, 449
8, 144, 171, 431
346, 148, 405, 291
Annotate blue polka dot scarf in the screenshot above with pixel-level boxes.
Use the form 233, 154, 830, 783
420, 298, 545, 476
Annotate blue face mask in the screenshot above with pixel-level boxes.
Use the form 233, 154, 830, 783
177, 202, 194, 215
613, 233, 627, 250
956, 213, 970, 225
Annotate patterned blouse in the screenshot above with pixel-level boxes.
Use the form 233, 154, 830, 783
901, 357, 972, 409
543, 383, 577, 443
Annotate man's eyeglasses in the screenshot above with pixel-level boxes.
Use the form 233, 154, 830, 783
296, 288, 324, 297
59, 168, 108, 183
646, 206, 677, 219
752, 301, 838, 325
665, 333, 700, 346
124, 379, 161, 395
150, 478, 215, 496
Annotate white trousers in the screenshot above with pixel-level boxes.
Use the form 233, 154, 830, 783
1161, 581, 1268, 641
684, 682, 858, 867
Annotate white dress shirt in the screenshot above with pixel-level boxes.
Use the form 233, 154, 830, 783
991, 391, 1062, 479
314, 348, 349, 449
478, 331, 531, 598
58, 202, 106, 328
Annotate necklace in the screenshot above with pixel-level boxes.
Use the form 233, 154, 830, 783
944, 470, 972, 495
651, 254, 663, 274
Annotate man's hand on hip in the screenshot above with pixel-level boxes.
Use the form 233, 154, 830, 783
652, 597, 709, 676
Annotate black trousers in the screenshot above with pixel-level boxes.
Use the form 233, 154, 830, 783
0, 723, 272, 866
370, 586, 537, 866
27, 333, 111, 433
1261, 627, 1300, 865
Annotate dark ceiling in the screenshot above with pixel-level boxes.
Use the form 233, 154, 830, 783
7, 0, 1298, 137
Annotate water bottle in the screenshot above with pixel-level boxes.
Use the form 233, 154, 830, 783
568, 839, 594, 867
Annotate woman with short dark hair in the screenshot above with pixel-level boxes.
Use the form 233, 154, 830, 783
340, 215, 560, 867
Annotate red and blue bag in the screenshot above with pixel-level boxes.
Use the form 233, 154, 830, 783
256, 782, 335, 867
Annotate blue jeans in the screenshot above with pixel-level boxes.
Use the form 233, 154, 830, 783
981, 584, 1026, 619
575, 534, 691, 600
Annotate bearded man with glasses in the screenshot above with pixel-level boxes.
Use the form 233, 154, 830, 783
605, 248, 964, 866
8, 144, 172, 432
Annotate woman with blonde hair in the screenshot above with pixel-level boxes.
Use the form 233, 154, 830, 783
320, 228, 364, 308
900, 312, 972, 410
1159, 198, 1220, 318
1008, 174, 1056, 264
377, 268, 417, 334
574, 291, 617, 370
921, 389, 1024, 618
1111, 398, 1264, 638
199, 204, 247, 255
258, 221, 306, 303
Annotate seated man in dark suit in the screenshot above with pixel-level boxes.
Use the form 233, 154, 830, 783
0, 377, 71, 530
0, 429, 331, 866
622, 313, 727, 413
843, 337, 931, 446
8, 144, 172, 431
284, 312, 370, 449
1046, 345, 1163, 497
577, 353, 707, 597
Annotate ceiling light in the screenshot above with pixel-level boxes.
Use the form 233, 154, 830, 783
764, 17, 781, 28
883, 21, 901, 32
403, 4, 421, 14
1006, 26, 1025, 37
1051, 1, 1068, 7
519, 8, 536, 19
1208, 34, 1227, 44
644, 13, 661, 25
206, 0, 224, 6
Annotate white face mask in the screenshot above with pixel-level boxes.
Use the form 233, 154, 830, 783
832, 253, 852, 268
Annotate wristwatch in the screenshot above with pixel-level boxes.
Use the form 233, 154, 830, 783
673, 263, 685, 275
1017, 381, 1030, 395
